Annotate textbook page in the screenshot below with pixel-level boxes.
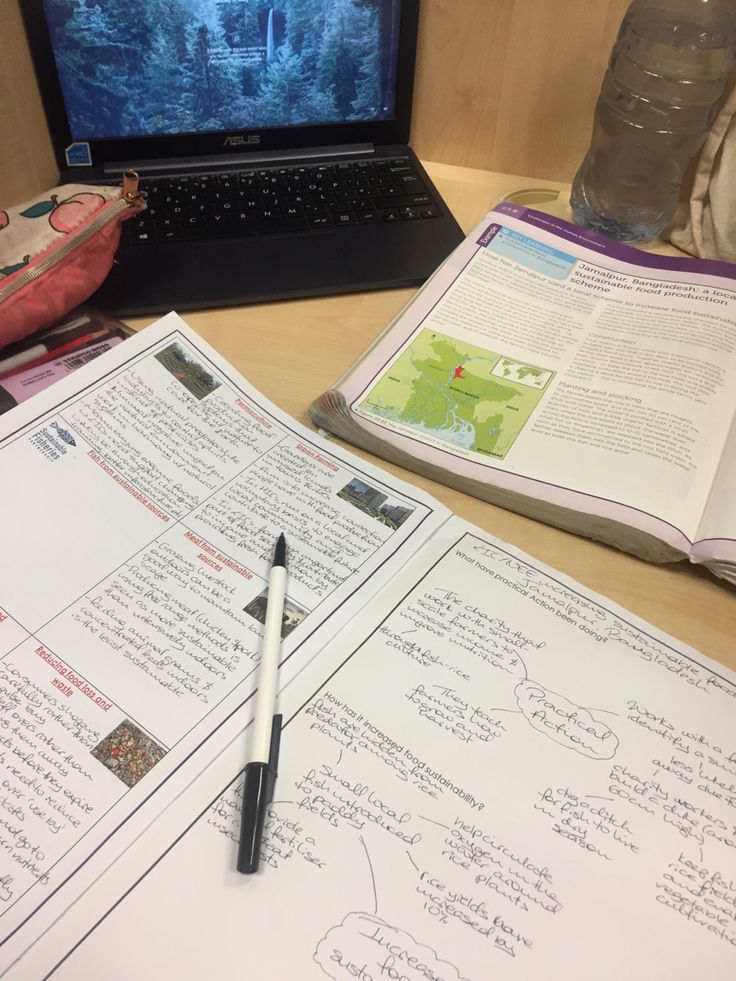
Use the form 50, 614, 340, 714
0, 313, 450, 970
18, 517, 736, 980
693, 408, 736, 576
324, 203, 736, 558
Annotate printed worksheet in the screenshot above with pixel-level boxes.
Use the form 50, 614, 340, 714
15, 519, 736, 979
0, 314, 449, 970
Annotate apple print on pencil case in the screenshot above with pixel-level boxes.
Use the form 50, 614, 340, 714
0, 255, 30, 277
19, 190, 106, 232
0, 211, 20, 277
0, 188, 107, 278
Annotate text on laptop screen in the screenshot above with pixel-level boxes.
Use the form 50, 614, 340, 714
42, 0, 402, 140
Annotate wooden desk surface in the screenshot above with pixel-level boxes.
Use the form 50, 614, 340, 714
126, 164, 736, 675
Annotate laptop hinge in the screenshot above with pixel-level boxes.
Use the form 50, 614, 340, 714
103, 144, 377, 176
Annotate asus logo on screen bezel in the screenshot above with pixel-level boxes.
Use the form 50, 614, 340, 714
223, 134, 262, 147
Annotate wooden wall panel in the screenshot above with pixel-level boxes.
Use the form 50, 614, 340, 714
0, 0, 633, 205
0, 0, 58, 208
410, 0, 515, 173
412, 0, 632, 180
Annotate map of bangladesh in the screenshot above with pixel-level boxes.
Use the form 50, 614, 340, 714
356, 329, 554, 459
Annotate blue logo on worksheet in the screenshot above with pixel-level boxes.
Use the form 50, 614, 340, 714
29, 421, 77, 461
483, 226, 575, 279
51, 421, 76, 446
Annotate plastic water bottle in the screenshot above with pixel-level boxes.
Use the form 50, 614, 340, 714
570, 0, 736, 243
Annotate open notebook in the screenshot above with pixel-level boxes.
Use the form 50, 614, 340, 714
20, 0, 463, 315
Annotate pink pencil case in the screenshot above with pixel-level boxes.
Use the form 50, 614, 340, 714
0, 171, 144, 347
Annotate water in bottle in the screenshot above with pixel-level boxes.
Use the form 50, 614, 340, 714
570, 0, 736, 243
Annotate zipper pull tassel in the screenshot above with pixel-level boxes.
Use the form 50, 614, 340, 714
121, 169, 143, 207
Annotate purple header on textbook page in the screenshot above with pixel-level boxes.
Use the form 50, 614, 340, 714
490, 201, 736, 280
477, 224, 502, 247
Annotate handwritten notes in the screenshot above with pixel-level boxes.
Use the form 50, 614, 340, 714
0, 315, 447, 972
26, 519, 736, 980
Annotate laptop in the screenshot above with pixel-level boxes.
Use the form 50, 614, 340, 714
20, 0, 464, 317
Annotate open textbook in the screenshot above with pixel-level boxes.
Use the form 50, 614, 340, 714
309, 202, 736, 583
7, 518, 736, 979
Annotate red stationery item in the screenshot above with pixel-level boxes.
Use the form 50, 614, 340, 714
0, 328, 114, 380
0, 172, 144, 347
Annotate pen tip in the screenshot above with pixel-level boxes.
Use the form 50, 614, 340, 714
273, 533, 286, 568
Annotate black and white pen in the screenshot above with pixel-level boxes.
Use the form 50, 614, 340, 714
237, 533, 287, 874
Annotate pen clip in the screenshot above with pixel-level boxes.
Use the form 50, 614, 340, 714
265, 713, 282, 803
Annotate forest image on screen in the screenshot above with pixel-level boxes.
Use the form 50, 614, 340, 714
44, 0, 400, 139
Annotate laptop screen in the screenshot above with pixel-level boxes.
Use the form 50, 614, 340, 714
42, 0, 403, 142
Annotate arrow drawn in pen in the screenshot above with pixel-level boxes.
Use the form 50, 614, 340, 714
359, 835, 378, 915
585, 705, 621, 717
418, 815, 450, 831
405, 850, 419, 873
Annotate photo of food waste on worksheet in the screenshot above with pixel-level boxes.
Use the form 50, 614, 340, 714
21, 519, 736, 980
0, 314, 448, 971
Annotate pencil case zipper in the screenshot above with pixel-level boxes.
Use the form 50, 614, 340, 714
0, 171, 144, 306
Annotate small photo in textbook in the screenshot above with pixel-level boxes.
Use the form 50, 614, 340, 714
337, 477, 415, 530
244, 589, 308, 639
91, 720, 167, 788
154, 342, 222, 400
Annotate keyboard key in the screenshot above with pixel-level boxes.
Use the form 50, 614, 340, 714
206, 212, 231, 229
254, 216, 309, 234
130, 228, 156, 244
401, 175, 427, 192
374, 196, 405, 210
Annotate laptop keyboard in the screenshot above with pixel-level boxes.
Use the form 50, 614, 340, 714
122, 156, 442, 245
